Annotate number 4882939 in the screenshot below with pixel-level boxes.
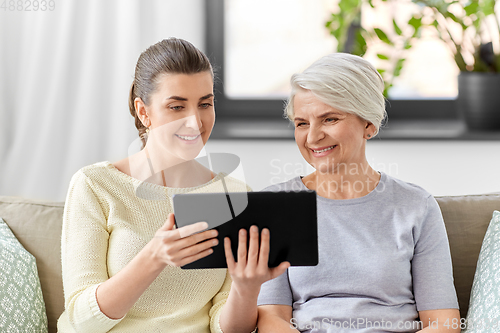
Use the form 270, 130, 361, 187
1, 0, 56, 11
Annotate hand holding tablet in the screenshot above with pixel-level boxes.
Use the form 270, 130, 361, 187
151, 214, 219, 268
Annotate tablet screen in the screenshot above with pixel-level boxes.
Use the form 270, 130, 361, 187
173, 191, 318, 269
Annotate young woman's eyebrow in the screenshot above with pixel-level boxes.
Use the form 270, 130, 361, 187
165, 96, 188, 101
164, 94, 214, 102
199, 93, 214, 101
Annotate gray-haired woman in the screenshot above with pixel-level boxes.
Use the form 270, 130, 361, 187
256, 53, 460, 333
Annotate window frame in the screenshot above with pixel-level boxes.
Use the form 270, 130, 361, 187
204, 0, 457, 121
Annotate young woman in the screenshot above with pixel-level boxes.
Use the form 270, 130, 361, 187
256, 53, 461, 333
57, 38, 288, 333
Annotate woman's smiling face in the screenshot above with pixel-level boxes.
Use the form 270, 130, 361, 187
293, 89, 372, 173
137, 71, 215, 162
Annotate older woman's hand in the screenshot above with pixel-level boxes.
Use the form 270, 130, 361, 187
224, 225, 290, 296
150, 213, 219, 268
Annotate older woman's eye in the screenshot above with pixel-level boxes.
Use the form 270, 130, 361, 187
170, 105, 184, 111
295, 122, 307, 127
325, 118, 338, 123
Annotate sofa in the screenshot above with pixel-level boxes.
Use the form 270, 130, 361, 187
1, 193, 499, 333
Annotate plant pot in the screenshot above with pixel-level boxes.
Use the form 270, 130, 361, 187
457, 72, 500, 131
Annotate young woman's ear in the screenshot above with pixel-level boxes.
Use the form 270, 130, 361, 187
135, 97, 150, 128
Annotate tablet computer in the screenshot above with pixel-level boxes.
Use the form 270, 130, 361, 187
173, 191, 318, 269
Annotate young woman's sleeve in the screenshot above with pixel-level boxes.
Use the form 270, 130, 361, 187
60, 171, 123, 332
209, 270, 232, 333
412, 195, 459, 311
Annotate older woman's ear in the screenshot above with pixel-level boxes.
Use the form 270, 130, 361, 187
364, 122, 377, 139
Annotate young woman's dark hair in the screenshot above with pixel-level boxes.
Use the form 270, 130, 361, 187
128, 38, 214, 148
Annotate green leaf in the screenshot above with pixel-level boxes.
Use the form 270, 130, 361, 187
374, 28, 393, 45
480, 0, 495, 16
393, 58, 406, 78
393, 19, 402, 36
383, 82, 392, 98
352, 28, 368, 56
377, 53, 390, 60
464, 1, 479, 16
338, 0, 362, 13
444, 12, 459, 23
408, 16, 422, 33
377, 69, 386, 74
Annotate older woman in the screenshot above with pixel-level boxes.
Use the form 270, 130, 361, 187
256, 53, 460, 333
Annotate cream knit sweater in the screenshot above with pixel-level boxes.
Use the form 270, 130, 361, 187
57, 161, 249, 333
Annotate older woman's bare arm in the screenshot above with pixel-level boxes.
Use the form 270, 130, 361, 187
257, 304, 300, 333
418, 309, 461, 333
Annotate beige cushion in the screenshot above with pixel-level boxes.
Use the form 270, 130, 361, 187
436, 193, 500, 320
0, 196, 64, 333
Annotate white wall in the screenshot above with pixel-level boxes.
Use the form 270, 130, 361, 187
0, 0, 205, 202
206, 140, 500, 197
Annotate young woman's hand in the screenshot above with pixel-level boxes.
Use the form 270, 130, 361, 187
149, 213, 219, 268
224, 225, 290, 296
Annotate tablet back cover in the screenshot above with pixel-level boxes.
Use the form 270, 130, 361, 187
173, 191, 318, 269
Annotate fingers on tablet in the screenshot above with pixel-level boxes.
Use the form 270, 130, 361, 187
248, 226, 260, 263
224, 237, 236, 270
177, 221, 209, 238
259, 228, 271, 264
237, 228, 248, 263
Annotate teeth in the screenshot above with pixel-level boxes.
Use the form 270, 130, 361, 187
176, 134, 199, 141
312, 146, 335, 153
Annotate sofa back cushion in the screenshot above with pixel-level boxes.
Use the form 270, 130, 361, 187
0, 196, 64, 333
0, 192, 499, 330
436, 193, 500, 320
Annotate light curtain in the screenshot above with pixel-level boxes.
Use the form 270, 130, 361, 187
0, 0, 205, 201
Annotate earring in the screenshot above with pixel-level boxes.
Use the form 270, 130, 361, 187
367, 134, 372, 138
140, 127, 150, 141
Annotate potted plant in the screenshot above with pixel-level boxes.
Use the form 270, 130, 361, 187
413, 0, 500, 130
325, 0, 424, 97
327, 0, 500, 130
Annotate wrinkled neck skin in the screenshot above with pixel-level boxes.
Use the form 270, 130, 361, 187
302, 158, 381, 200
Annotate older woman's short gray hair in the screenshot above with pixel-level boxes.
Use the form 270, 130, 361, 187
285, 53, 387, 135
